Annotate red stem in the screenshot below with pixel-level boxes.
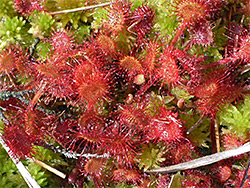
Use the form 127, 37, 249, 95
29, 82, 47, 109
169, 20, 188, 49
210, 116, 220, 153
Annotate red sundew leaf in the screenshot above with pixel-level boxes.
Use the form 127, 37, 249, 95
96, 34, 116, 54
73, 55, 114, 110
74, 61, 96, 83
120, 56, 143, 75
71, 112, 141, 167
181, 169, 213, 187
115, 55, 145, 84
74, 72, 111, 109
237, 32, 250, 62
170, 0, 213, 48
33, 59, 74, 103
0, 48, 16, 74
213, 164, 232, 183
103, 0, 131, 36
128, 4, 155, 42
164, 139, 197, 165
51, 29, 75, 54
24, 108, 47, 136
223, 167, 250, 188
190, 68, 243, 116
84, 158, 106, 177
141, 41, 161, 80
2, 125, 36, 160
157, 50, 180, 85
69, 112, 107, 154
117, 102, 150, 130
81, 33, 118, 69
112, 168, 141, 184
104, 120, 144, 167
14, 0, 45, 16
51, 119, 76, 147
147, 107, 183, 142
190, 18, 213, 46
173, 0, 208, 23
79, 157, 108, 188
221, 133, 244, 151
15, 48, 34, 78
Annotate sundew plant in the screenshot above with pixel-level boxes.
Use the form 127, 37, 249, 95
0, 0, 250, 187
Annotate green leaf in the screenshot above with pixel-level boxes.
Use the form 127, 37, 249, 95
169, 172, 183, 188
0, 16, 26, 48
148, 0, 179, 41
28, 11, 56, 39
0, 147, 27, 188
171, 86, 194, 101
218, 95, 250, 136
180, 111, 211, 147
0, 0, 17, 18
46, 0, 93, 29
213, 19, 228, 50
92, 7, 108, 30
137, 142, 166, 171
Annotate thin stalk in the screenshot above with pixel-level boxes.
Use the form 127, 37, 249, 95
169, 20, 188, 49
6, 72, 18, 89
214, 118, 220, 152
187, 114, 205, 135
240, 152, 250, 188
31, 158, 66, 179
167, 174, 175, 188
210, 117, 217, 153
147, 142, 250, 174
50, 2, 111, 15
29, 82, 47, 109
42, 144, 110, 159
0, 133, 40, 188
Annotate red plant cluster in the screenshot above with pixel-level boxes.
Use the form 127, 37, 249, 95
14, 0, 45, 16
1, 0, 250, 187
190, 68, 242, 116
2, 125, 36, 159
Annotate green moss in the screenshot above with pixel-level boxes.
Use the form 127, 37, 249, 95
28, 11, 56, 39
0, 0, 17, 19
137, 142, 166, 171
218, 95, 250, 136
0, 147, 49, 188
0, 16, 26, 48
46, 0, 93, 29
